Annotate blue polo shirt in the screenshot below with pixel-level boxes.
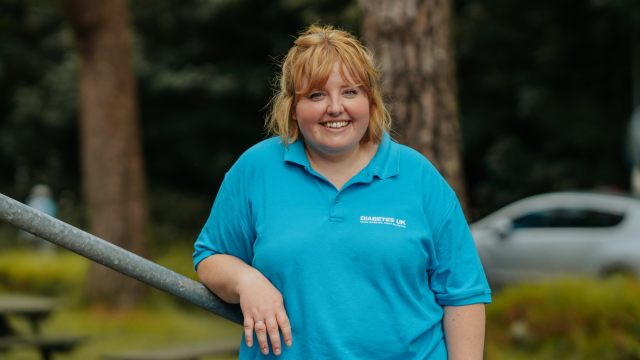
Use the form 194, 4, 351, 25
194, 133, 491, 360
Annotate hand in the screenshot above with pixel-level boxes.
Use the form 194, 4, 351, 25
237, 272, 292, 356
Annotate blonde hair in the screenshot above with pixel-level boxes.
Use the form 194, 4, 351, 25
266, 25, 391, 146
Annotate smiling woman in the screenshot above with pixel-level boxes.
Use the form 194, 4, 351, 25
266, 26, 390, 148
193, 25, 491, 360
266, 27, 390, 190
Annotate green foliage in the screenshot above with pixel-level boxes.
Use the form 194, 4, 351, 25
0, 244, 199, 296
2, 0, 639, 228
456, 0, 640, 218
0, 248, 88, 296
0, 0, 361, 239
0, 0, 80, 199
486, 277, 640, 360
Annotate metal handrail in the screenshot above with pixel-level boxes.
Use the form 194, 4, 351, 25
0, 193, 243, 325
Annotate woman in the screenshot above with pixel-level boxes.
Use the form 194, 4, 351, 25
194, 25, 491, 359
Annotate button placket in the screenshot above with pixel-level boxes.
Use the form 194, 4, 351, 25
329, 192, 344, 222
304, 165, 371, 223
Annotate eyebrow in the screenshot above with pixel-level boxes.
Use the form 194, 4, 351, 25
311, 84, 360, 91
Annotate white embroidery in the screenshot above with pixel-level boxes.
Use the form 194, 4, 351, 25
359, 216, 406, 228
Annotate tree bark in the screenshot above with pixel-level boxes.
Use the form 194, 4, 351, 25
60, 0, 150, 307
360, 0, 470, 218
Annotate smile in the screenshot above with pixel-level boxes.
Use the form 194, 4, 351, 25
321, 121, 350, 129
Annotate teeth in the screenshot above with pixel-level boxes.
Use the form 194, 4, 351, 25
323, 121, 349, 128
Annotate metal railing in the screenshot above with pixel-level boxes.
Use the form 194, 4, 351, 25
0, 193, 243, 325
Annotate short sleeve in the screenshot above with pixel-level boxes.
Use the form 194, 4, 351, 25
193, 180, 255, 271
428, 196, 492, 306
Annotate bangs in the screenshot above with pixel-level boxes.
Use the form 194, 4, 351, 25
294, 43, 370, 97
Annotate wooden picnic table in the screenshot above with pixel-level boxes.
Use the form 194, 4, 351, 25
0, 294, 85, 360
0, 295, 57, 335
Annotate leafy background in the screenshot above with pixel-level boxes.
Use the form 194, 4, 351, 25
1, 0, 638, 229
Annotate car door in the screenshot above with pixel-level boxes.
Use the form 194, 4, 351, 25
484, 207, 625, 283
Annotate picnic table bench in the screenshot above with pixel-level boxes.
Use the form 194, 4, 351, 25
0, 295, 86, 360
102, 340, 240, 360
0, 334, 86, 359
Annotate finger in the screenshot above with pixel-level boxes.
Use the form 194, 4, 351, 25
277, 311, 293, 347
266, 317, 282, 356
244, 318, 255, 348
254, 320, 269, 355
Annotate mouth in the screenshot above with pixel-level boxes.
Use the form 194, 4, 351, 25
320, 120, 350, 129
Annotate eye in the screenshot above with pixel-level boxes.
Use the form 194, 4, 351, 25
344, 89, 358, 95
309, 92, 324, 99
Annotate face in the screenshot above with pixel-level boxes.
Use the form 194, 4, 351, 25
292, 62, 370, 159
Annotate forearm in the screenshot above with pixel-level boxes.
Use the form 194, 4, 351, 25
443, 303, 486, 360
196, 254, 264, 303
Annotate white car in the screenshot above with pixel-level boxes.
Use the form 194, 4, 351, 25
470, 192, 640, 286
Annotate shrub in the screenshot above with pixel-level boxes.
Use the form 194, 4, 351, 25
486, 277, 640, 360
0, 244, 198, 299
0, 248, 88, 296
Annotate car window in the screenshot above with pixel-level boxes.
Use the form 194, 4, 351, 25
513, 208, 625, 229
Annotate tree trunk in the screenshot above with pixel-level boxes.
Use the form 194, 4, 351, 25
60, 0, 151, 307
360, 0, 470, 218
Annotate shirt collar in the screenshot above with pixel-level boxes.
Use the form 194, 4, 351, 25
283, 132, 399, 179
367, 132, 399, 179
283, 137, 310, 167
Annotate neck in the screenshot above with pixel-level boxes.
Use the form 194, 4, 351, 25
304, 140, 379, 190
305, 141, 361, 170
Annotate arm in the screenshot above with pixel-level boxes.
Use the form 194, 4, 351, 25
197, 253, 262, 303
197, 254, 292, 356
443, 303, 486, 360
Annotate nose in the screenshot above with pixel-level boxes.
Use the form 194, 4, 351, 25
326, 96, 344, 117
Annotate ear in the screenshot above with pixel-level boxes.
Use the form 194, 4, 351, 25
291, 107, 297, 120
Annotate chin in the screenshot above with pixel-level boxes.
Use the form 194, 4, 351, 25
320, 140, 359, 154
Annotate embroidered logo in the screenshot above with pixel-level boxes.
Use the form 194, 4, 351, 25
360, 216, 406, 228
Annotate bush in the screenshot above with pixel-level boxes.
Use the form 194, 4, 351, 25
0, 248, 88, 296
486, 277, 640, 360
0, 244, 198, 301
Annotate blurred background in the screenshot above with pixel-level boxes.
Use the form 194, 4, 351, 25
1, 0, 639, 359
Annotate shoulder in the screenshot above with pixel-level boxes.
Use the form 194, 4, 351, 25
395, 143, 433, 168
227, 137, 284, 175
392, 141, 457, 215
237, 136, 283, 165
212, 137, 284, 205
220, 137, 288, 195
394, 142, 451, 188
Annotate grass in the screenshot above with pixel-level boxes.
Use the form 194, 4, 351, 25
3, 303, 243, 360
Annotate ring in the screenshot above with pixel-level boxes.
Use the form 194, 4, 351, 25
254, 320, 265, 325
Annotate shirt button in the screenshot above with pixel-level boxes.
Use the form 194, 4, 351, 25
335, 198, 340, 203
